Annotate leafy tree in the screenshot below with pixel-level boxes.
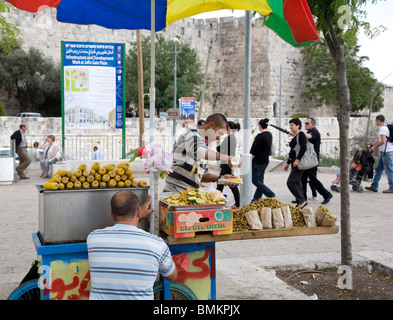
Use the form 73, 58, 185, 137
307, 0, 386, 266
300, 40, 384, 114
0, 46, 61, 116
0, 2, 21, 53
125, 34, 204, 113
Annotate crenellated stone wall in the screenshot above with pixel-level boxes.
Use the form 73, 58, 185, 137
2, 7, 393, 119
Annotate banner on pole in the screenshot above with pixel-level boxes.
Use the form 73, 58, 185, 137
179, 97, 196, 123
62, 41, 125, 129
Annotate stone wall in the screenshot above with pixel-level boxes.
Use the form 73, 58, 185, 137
2, 7, 393, 119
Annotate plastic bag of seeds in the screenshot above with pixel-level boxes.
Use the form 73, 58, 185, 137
302, 207, 317, 228
281, 205, 293, 228
260, 207, 272, 229
272, 208, 285, 229
245, 210, 263, 230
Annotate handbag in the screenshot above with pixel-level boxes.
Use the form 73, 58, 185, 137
294, 133, 319, 170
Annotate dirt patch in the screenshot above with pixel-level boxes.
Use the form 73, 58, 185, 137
275, 263, 393, 300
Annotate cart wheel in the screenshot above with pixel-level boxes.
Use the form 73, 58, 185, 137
7, 279, 40, 300
153, 281, 197, 300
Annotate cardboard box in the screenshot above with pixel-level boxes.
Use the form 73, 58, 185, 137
159, 202, 233, 239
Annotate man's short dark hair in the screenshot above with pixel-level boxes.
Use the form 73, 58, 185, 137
93, 146, 98, 151
307, 117, 316, 125
20, 124, 26, 129
205, 113, 228, 129
289, 118, 302, 130
376, 114, 385, 122
111, 191, 139, 219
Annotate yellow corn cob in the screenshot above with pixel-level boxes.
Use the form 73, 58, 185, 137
117, 162, 130, 169
49, 175, 61, 183
128, 174, 134, 181
102, 174, 110, 182
74, 181, 81, 189
66, 170, 73, 178
53, 169, 67, 177
115, 168, 125, 175
226, 178, 243, 182
61, 176, 69, 184
131, 180, 138, 187
79, 176, 86, 183
70, 175, 77, 183
114, 175, 121, 182
91, 180, 99, 188
98, 167, 106, 175
66, 182, 74, 189
107, 170, 116, 178
58, 183, 65, 190
99, 181, 107, 188
121, 174, 128, 181
117, 181, 125, 188
90, 169, 96, 176
91, 162, 100, 172
74, 170, 82, 178
108, 179, 117, 188
103, 164, 116, 171
87, 175, 95, 183
78, 164, 87, 171
124, 180, 132, 187
125, 169, 133, 176
95, 174, 102, 182
82, 182, 90, 189
137, 180, 148, 187
43, 182, 59, 190
82, 169, 90, 177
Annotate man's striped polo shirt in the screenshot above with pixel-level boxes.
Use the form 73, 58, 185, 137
87, 224, 175, 300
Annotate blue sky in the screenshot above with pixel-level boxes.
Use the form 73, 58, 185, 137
193, 1, 393, 86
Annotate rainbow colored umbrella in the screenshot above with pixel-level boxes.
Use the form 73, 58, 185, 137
7, 0, 318, 46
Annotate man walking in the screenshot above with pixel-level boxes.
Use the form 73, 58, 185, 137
302, 117, 333, 204
365, 114, 393, 193
10, 123, 31, 179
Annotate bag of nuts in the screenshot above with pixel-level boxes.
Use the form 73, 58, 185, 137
260, 207, 272, 229
272, 208, 285, 229
281, 205, 293, 228
302, 207, 317, 228
315, 206, 337, 226
245, 210, 263, 230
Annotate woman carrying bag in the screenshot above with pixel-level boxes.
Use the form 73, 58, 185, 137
284, 118, 308, 209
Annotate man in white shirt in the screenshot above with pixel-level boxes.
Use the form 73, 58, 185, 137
365, 114, 393, 193
92, 146, 103, 160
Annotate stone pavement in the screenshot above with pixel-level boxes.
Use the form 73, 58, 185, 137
1, 162, 393, 300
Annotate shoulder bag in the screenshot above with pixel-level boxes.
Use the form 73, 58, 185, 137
294, 133, 319, 170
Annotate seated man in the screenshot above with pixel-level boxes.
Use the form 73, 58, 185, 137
87, 191, 177, 300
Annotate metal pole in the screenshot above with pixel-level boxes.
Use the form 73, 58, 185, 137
149, 0, 158, 235
172, 39, 178, 149
279, 64, 282, 157
240, 11, 252, 207
137, 30, 145, 148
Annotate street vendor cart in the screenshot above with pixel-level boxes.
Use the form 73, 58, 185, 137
8, 184, 339, 300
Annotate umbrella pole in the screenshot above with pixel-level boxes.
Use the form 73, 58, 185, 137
149, 0, 159, 235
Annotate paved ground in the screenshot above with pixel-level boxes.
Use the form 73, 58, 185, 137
1, 162, 392, 300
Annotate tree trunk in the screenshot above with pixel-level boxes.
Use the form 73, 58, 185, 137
335, 42, 353, 267
324, 18, 353, 266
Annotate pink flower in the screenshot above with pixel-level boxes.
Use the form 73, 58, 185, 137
136, 146, 146, 156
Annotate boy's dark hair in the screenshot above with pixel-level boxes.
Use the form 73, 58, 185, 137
376, 114, 385, 122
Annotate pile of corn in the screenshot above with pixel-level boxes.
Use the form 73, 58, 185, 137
43, 162, 148, 190
160, 189, 227, 206
232, 197, 307, 231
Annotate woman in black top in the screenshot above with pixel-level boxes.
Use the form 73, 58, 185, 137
250, 118, 275, 201
217, 121, 240, 207
284, 118, 308, 208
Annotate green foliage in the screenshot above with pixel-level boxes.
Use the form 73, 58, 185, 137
0, 2, 21, 54
0, 101, 4, 116
300, 40, 384, 113
0, 46, 61, 116
125, 34, 204, 112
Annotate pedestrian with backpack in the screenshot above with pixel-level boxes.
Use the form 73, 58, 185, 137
365, 114, 393, 193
